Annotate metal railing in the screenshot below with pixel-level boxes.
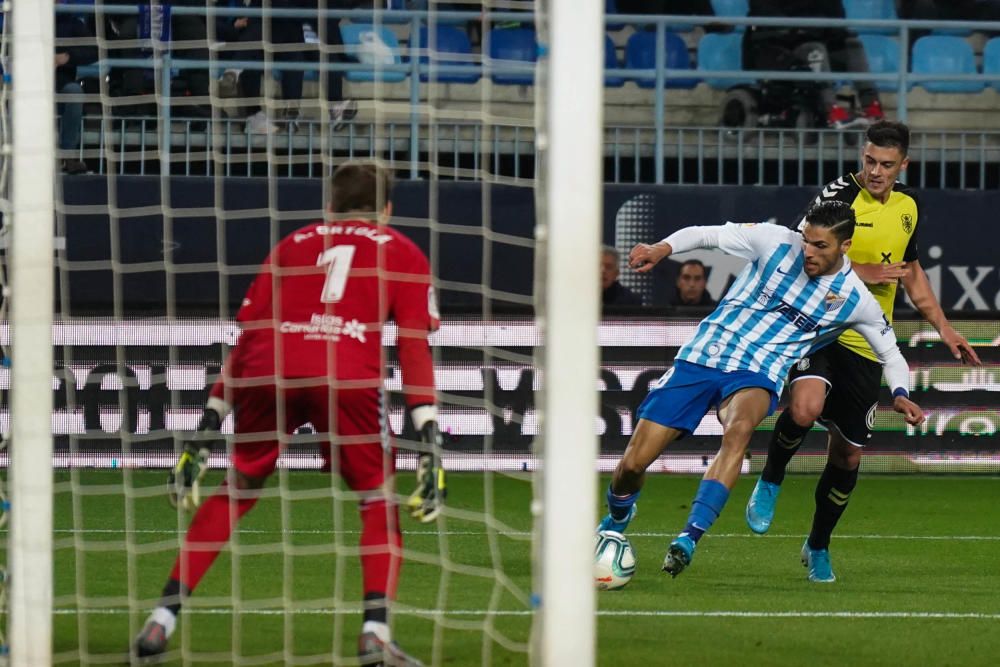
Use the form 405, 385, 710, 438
37, 6, 1000, 186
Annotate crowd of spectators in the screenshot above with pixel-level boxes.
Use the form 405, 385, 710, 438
43, 0, 1000, 173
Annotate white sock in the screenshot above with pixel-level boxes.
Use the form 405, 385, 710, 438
362, 620, 390, 643
150, 606, 177, 638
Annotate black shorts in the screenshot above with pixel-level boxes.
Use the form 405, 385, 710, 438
788, 342, 882, 446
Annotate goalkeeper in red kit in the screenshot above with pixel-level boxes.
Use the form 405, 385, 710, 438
135, 162, 444, 666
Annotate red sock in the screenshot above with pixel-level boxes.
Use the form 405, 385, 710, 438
169, 480, 259, 592
359, 499, 403, 599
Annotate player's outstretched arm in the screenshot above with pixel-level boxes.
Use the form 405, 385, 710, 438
406, 405, 446, 523
168, 396, 228, 512
901, 261, 982, 365
852, 308, 925, 427
630, 222, 780, 274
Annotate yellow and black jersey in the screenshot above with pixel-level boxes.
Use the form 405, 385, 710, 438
797, 173, 920, 361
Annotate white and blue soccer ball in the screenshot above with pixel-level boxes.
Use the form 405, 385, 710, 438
593, 530, 636, 591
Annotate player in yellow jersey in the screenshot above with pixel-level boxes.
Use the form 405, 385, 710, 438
743, 121, 982, 582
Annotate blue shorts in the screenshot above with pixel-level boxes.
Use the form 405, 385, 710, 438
636, 360, 779, 435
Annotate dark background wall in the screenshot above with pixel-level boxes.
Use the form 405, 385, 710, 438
60, 176, 1000, 313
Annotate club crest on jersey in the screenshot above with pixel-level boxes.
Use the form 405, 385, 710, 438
901, 213, 914, 234
823, 291, 846, 312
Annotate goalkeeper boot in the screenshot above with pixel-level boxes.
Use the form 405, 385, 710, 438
134, 608, 176, 658
597, 504, 637, 534
745, 479, 782, 535
358, 631, 425, 667
801, 539, 836, 583
662, 533, 696, 578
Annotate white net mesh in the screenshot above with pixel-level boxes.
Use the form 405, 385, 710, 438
22, 1, 547, 663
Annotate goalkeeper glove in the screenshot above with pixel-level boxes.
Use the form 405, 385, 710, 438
168, 406, 223, 512
406, 421, 447, 523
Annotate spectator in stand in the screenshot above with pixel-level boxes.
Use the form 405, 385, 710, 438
899, 0, 1000, 38
669, 259, 716, 307
98, 0, 150, 117
744, 1, 885, 129
217, 0, 306, 134
310, 0, 360, 130
56, 3, 98, 174
601, 246, 644, 306
98, 0, 211, 121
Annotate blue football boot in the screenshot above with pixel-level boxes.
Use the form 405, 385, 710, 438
800, 539, 836, 583
662, 534, 696, 578
597, 503, 637, 534
745, 478, 781, 535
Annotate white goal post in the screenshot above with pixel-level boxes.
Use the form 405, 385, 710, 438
7, 0, 56, 664
537, 0, 603, 665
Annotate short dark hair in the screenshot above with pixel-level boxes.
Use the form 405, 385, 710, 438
679, 259, 707, 277
330, 161, 394, 215
866, 120, 909, 156
804, 200, 856, 243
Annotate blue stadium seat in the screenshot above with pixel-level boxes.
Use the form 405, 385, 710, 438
383, 0, 415, 24
697, 32, 753, 89
841, 0, 897, 35
911, 35, 984, 93
340, 23, 407, 83
625, 31, 699, 89
488, 28, 537, 85
711, 0, 749, 30
606, 0, 625, 32
605, 34, 625, 87
416, 25, 479, 83
983, 37, 1000, 91
859, 34, 900, 92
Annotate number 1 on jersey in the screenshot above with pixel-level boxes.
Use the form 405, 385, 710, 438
317, 245, 356, 303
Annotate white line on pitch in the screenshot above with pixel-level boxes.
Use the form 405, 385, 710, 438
51, 528, 1000, 541
51, 608, 1000, 620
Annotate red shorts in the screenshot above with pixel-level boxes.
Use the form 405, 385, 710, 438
229, 381, 392, 491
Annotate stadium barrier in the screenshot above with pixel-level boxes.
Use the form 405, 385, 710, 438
1, 315, 997, 464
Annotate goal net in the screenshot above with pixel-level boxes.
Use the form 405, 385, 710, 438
2, 0, 603, 664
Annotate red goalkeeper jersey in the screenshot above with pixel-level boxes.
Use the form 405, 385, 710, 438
215, 218, 439, 408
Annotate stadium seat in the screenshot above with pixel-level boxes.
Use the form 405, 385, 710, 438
383, 0, 415, 24
605, 35, 625, 87
911, 35, 984, 93
606, 0, 625, 32
416, 24, 479, 83
625, 31, 699, 89
340, 23, 407, 83
841, 0, 897, 35
711, 0, 749, 31
859, 34, 900, 92
488, 28, 537, 85
983, 37, 1000, 91
697, 32, 753, 89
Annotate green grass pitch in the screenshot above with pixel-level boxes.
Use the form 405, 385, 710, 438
19, 471, 1000, 665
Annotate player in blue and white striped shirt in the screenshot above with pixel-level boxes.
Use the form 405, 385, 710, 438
597, 200, 925, 577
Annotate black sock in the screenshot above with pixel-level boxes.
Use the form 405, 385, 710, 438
363, 592, 388, 625
760, 410, 812, 485
808, 463, 859, 551
159, 578, 189, 617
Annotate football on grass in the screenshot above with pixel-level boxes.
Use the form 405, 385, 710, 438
594, 530, 636, 590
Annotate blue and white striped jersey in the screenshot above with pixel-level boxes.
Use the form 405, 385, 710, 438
669, 222, 905, 395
